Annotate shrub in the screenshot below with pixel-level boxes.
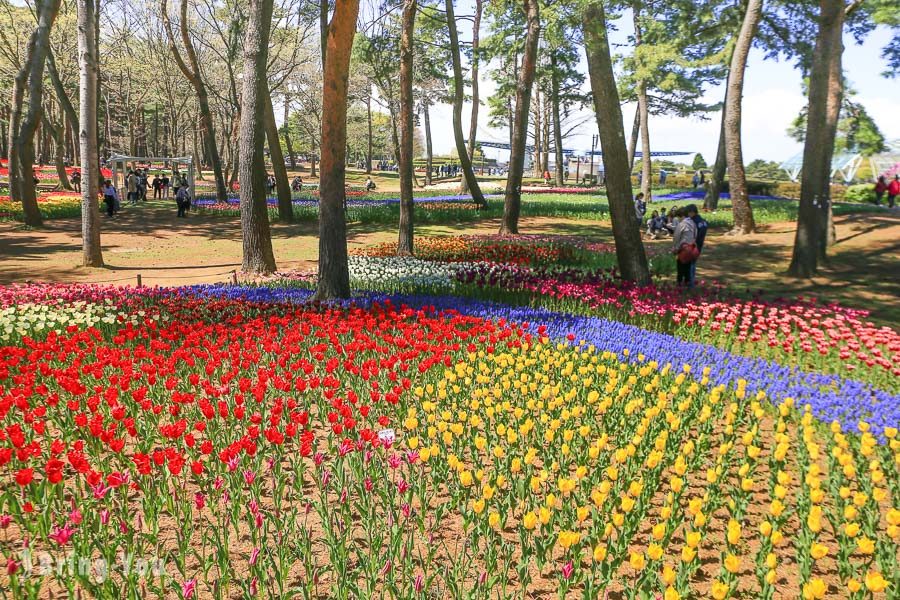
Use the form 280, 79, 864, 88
843, 184, 876, 204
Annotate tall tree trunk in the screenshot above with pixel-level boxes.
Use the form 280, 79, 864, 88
445, 0, 485, 206
14, 0, 61, 227
632, 2, 652, 199
583, 0, 650, 285
397, 0, 416, 255
788, 0, 845, 277
366, 90, 373, 173
500, 0, 540, 233
319, 0, 329, 69
724, 0, 762, 234
8, 28, 36, 212
283, 97, 296, 169
423, 103, 433, 186
239, 0, 277, 274
704, 72, 729, 211
77, 0, 102, 266
264, 86, 293, 221
541, 100, 550, 173
627, 107, 639, 171
315, 0, 359, 300
532, 92, 542, 179
161, 0, 228, 201
551, 56, 564, 186
461, 0, 483, 195
43, 114, 71, 190
310, 136, 317, 178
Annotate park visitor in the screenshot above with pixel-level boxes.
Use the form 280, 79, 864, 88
70, 170, 81, 193
888, 174, 900, 208
126, 170, 139, 205
291, 175, 303, 192
138, 169, 148, 201
687, 204, 708, 287
152, 173, 163, 199
161, 173, 171, 199
634, 192, 647, 226
176, 184, 190, 218
172, 170, 182, 197
101, 180, 118, 217
647, 210, 667, 239
692, 172, 700, 189
543, 170, 551, 185
673, 207, 699, 287
664, 206, 680, 235
266, 174, 276, 195
365, 176, 377, 191
659, 168, 667, 186
874, 175, 888, 205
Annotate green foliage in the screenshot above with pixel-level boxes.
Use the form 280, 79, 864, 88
745, 159, 789, 181
691, 153, 707, 170
788, 93, 887, 158
844, 184, 876, 204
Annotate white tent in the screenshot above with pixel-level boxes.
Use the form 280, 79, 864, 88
106, 154, 195, 200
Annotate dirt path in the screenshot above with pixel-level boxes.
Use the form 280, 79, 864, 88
1, 201, 897, 321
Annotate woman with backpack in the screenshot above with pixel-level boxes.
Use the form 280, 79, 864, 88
672, 207, 699, 287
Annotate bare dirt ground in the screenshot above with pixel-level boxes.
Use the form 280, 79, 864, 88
1, 201, 897, 323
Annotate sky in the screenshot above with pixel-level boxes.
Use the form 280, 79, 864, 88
425, 20, 900, 167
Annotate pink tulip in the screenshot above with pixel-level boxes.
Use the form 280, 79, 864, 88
182, 579, 196, 599
249, 547, 260, 566
49, 524, 77, 545
194, 493, 205, 510
414, 573, 424, 593
100, 509, 110, 525
0, 514, 12, 529
243, 470, 256, 485
561, 561, 574, 580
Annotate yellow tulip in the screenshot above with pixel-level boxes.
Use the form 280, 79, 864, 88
726, 519, 741, 545
592, 544, 607, 562
844, 522, 860, 537
488, 512, 501, 530
865, 572, 888, 593
724, 554, 740, 574
459, 470, 473, 487
522, 511, 537, 530
847, 579, 861, 593
857, 536, 875, 555
652, 523, 666, 541
710, 581, 729, 600
629, 552, 646, 571
809, 542, 828, 560
472, 499, 485, 514
663, 587, 679, 600
661, 564, 676, 585
802, 578, 827, 600
647, 543, 663, 561
680, 545, 696, 563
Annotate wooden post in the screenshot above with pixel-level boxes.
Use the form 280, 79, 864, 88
136, 274, 142, 288
232, 270, 238, 285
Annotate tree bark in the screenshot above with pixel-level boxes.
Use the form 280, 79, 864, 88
315, 0, 359, 300
161, 0, 228, 202
550, 55, 564, 186
42, 113, 71, 190
788, 0, 844, 277
445, 0, 485, 206
264, 85, 293, 221
627, 107, 639, 172
77, 0, 102, 266
319, 0, 329, 69
366, 90, 373, 173
239, 0, 277, 274
46, 49, 79, 148
461, 0, 483, 194
724, 0, 762, 234
583, 0, 650, 285
532, 91, 542, 179
500, 0, 540, 234
14, 0, 61, 227
423, 103, 433, 186
283, 96, 297, 169
704, 81, 728, 211
632, 2, 652, 199
397, 0, 416, 255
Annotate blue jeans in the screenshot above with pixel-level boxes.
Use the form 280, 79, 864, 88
689, 260, 698, 287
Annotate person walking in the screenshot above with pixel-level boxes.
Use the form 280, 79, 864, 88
887, 174, 900, 208
101, 180, 118, 217
176, 184, 190, 217
672, 207, 699, 287
659, 168, 668, 186
687, 204, 708, 287
126, 170, 139, 205
634, 192, 647, 228
70, 170, 82, 193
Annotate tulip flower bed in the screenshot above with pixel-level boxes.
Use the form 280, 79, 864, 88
0, 283, 897, 600
0, 192, 83, 221
352, 235, 590, 266
446, 263, 900, 392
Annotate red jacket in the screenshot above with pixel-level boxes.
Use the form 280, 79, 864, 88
875, 180, 888, 193
889, 179, 900, 195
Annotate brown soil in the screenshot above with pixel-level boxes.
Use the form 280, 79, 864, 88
0, 203, 897, 323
